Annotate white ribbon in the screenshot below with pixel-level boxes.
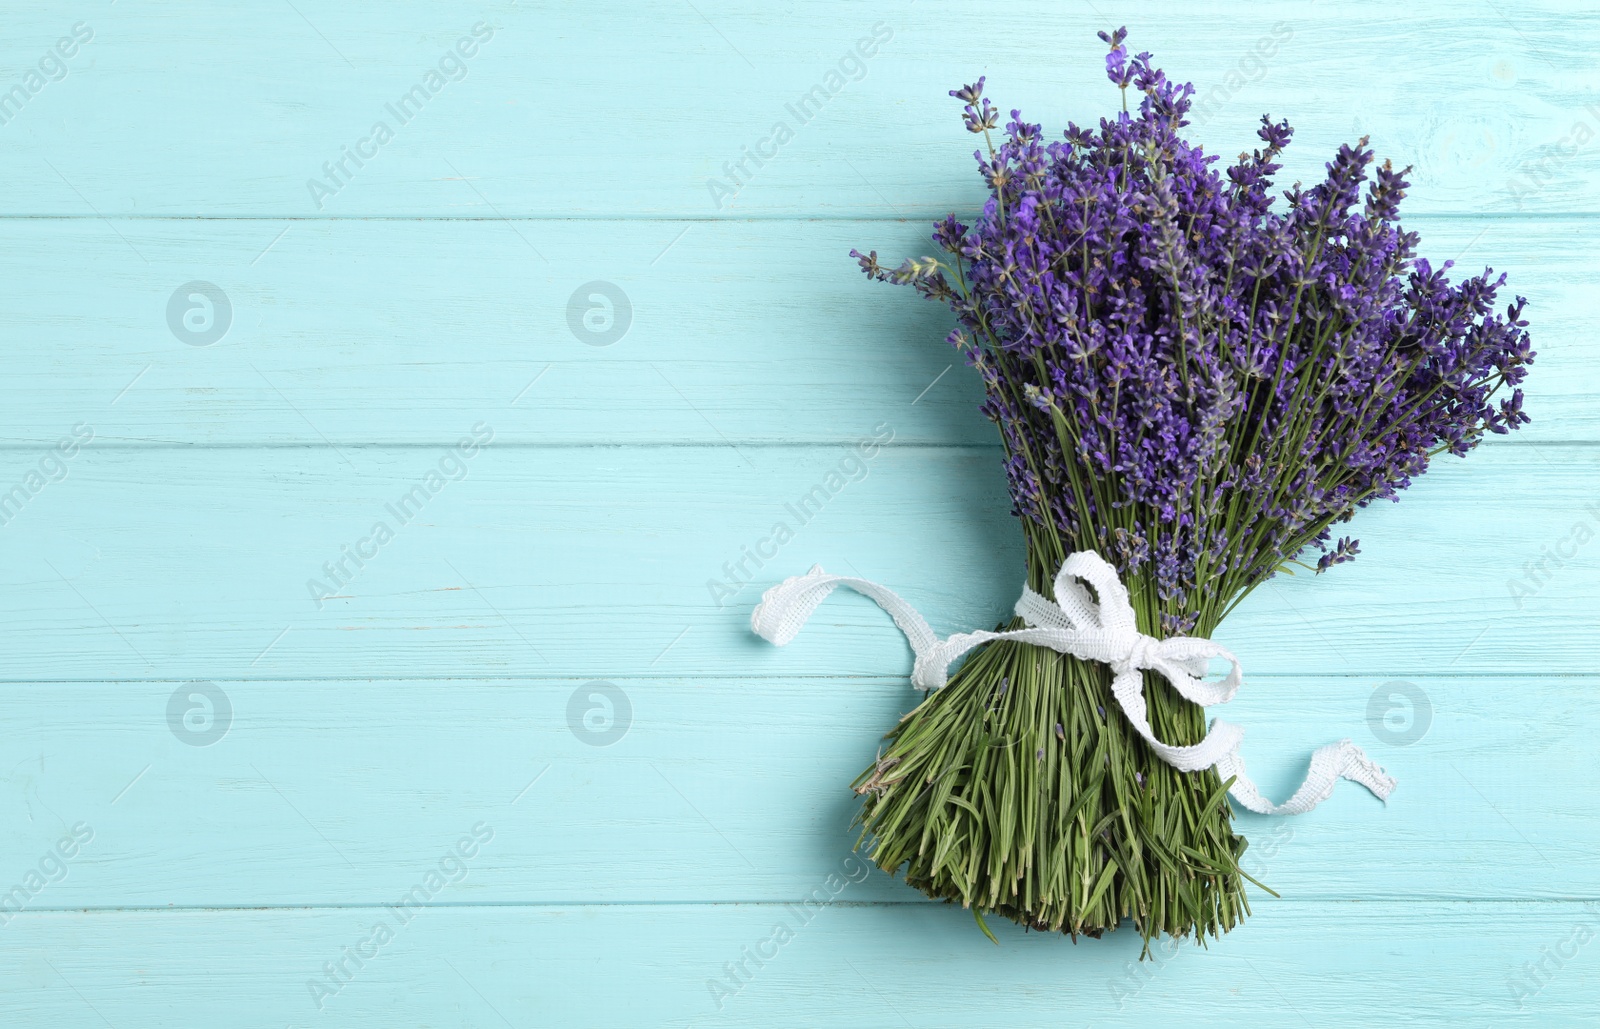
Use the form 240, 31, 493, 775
751, 550, 1395, 816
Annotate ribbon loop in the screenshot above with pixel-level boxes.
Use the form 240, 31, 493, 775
750, 551, 1396, 817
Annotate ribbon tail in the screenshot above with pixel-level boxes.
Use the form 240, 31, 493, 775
1215, 738, 1396, 816
751, 568, 1076, 690
752, 565, 937, 648
1108, 670, 1246, 773
750, 566, 968, 689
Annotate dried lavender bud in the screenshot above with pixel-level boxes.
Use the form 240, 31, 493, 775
848, 29, 1532, 950
858, 34, 1532, 621
1316, 537, 1362, 574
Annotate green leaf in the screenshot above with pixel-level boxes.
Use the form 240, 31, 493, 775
973, 907, 1000, 945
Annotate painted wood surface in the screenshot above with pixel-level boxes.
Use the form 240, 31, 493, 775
0, 216, 1594, 445
1, 2, 1596, 1027
0, 2, 1595, 217
0, 673, 1593, 906
2, 903, 1597, 1026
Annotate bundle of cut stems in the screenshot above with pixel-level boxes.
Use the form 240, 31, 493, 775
846, 30, 1532, 946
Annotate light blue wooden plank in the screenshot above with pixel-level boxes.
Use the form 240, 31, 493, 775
0, 902, 1595, 1026
0, 216, 983, 445
0, 2, 1592, 1025
0, 444, 1584, 679
0, 215, 1581, 444
0, 2, 1594, 216
0, 673, 1593, 908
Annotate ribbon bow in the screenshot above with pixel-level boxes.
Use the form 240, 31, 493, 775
751, 550, 1396, 816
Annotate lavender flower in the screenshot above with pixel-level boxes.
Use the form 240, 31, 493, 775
1316, 537, 1361, 574
847, 34, 1534, 949
852, 32, 1532, 630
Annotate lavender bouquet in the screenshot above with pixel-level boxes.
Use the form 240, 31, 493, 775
826, 31, 1531, 945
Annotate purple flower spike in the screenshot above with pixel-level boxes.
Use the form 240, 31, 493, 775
854, 31, 1533, 621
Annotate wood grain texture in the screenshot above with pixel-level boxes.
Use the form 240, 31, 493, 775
0, 1, 1597, 217
0, 445, 1586, 680
1, 1, 1595, 1026
1, 903, 1597, 1027
0, 674, 1590, 907
0, 215, 1588, 445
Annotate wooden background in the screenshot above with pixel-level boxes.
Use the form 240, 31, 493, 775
1, 1, 1595, 1025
